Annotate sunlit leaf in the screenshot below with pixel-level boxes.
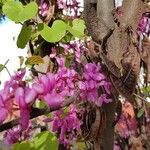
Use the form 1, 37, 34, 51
68, 18, 85, 38
3, 1, 38, 22
39, 20, 66, 43
12, 141, 33, 150
77, 142, 86, 150
39, 19, 85, 43
0, 64, 4, 72
26, 56, 44, 65
33, 131, 58, 150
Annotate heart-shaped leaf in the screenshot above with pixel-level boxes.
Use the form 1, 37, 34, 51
3, 1, 38, 22
68, 19, 85, 38
39, 20, 67, 42
39, 19, 85, 43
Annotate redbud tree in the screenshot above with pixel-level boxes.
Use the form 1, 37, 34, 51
0, 0, 150, 150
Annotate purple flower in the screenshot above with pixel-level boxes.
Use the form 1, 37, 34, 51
57, 0, 67, 10
60, 40, 85, 63
97, 94, 112, 106
79, 63, 112, 106
39, 0, 49, 17
0, 88, 14, 124
0, 69, 26, 124
4, 127, 20, 145
4, 126, 31, 146
32, 73, 56, 95
44, 92, 64, 107
137, 13, 150, 35
51, 105, 81, 147
32, 64, 77, 108
15, 87, 37, 130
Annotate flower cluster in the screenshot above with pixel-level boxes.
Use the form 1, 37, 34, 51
137, 12, 150, 37
39, 0, 49, 17
79, 63, 112, 106
0, 69, 26, 124
32, 57, 77, 108
137, 12, 150, 50
3, 126, 31, 146
0, 58, 112, 147
57, 0, 82, 17
61, 40, 85, 63
51, 105, 80, 147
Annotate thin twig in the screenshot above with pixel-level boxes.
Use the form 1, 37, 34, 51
29, 68, 46, 75
4, 67, 11, 77
2, 59, 11, 77
133, 93, 147, 103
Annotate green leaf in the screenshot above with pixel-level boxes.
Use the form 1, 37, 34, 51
39, 19, 85, 43
77, 142, 86, 150
0, 64, 4, 72
12, 141, 33, 150
33, 100, 48, 109
12, 143, 20, 150
39, 20, 66, 43
33, 131, 58, 150
17, 23, 32, 49
19, 2, 38, 22
26, 55, 44, 65
137, 107, 145, 118
69, 19, 85, 38
3, 1, 38, 22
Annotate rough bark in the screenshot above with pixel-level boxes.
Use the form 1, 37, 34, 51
84, 0, 145, 149
100, 99, 116, 150
84, 1, 116, 149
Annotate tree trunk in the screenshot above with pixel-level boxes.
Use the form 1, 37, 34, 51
100, 99, 116, 150
84, 0, 116, 149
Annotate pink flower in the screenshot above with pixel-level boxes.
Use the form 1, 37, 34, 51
15, 87, 37, 130
57, 0, 67, 10
0, 69, 26, 124
44, 92, 64, 107
0, 97, 8, 123
39, 0, 49, 17
15, 87, 37, 108
4, 127, 20, 145
137, 12, 149, 34
97, 94, 112, 106
32, 73, 56, 95
4, 126, 31, 146
79, 63, 112, 106
51, 105, 81, 147
12, 69, 26, 81
60, 40, 85, 63
0, 88, 14, 124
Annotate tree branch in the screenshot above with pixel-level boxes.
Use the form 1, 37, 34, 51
0, 93, 79, 132
119, 0, 145, 30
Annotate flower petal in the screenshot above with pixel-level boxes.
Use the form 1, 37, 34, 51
44, 93, 64, 107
